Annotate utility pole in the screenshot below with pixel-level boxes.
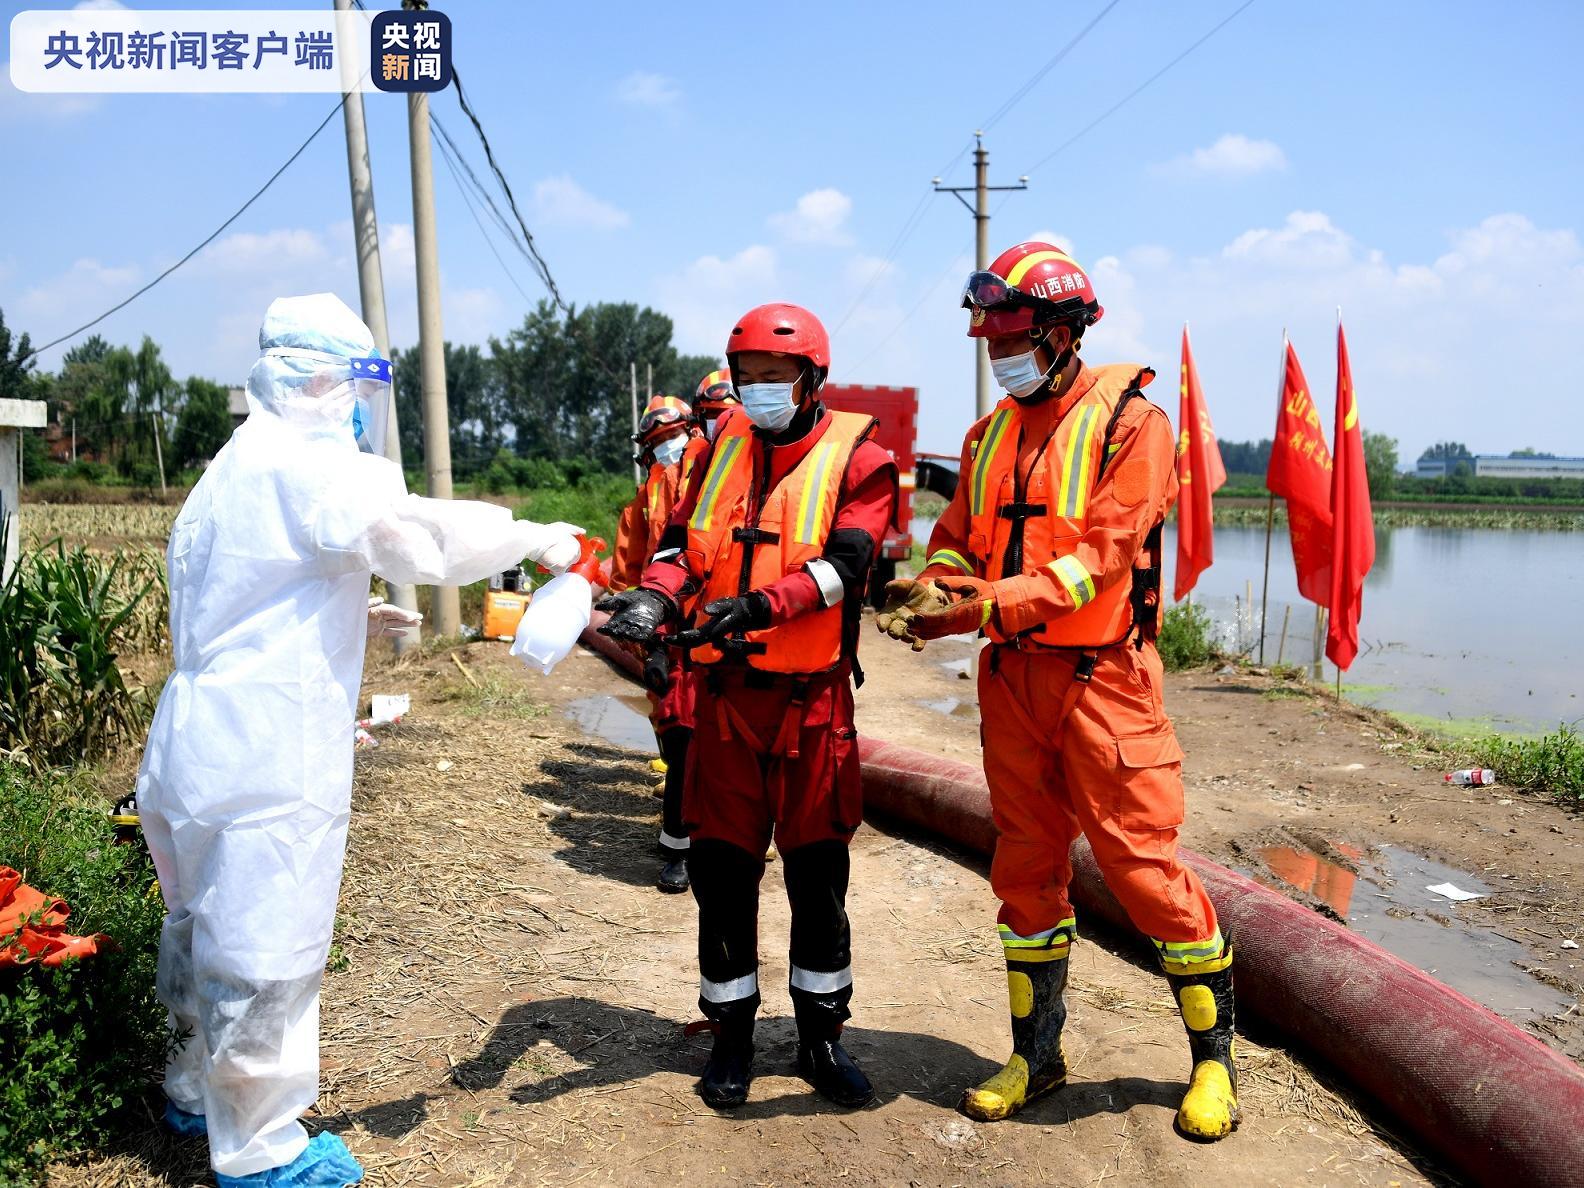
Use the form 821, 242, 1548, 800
152, 409, 167, 495
403, 0, 458, 637
934, 132, 1028, 420
630, 362, 641, 483
337, 0, 417, 653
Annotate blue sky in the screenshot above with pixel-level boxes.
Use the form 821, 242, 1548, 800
5, 0, 1582, 459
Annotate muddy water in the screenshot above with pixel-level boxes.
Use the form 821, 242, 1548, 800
912, 515, 1580, 733
1256, 840, 1573, 1024
565, 694, 655, 752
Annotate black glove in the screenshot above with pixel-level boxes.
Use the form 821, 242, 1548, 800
642, 641, 672, 696
672, 592, 772, 650
595, 587, 675, 646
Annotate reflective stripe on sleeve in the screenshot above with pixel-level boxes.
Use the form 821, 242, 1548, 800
805, 558, 845, 608
1046, 553, 1096, 609
925, 547, 973, 574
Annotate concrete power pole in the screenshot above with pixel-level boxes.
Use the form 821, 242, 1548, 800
337, 0, 417, 653
934, 132, 1028, 420
403, 1, 459, 637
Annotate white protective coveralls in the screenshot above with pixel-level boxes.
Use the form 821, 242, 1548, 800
136, 293, 579, 1180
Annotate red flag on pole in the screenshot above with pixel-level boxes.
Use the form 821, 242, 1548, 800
1325, 319, 1375, 670
1265, 337, 1334, 606
1173, 324, 1226, 599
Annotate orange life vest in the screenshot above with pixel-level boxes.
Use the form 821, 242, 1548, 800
685, 409, 875, 673
965, 364, 1156, 649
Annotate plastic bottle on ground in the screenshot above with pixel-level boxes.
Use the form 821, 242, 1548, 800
1444, 768, 1497, 786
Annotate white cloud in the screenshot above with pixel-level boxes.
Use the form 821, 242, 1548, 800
73, 1, 128, 9
531, 175, 631, 231
1162, 133, 1288, 177
655, 245, 778, 354
769, 188, 854, 246
615, 71, 679, 108
1025, 230, 1076, 256
1073, 210, 1584, 457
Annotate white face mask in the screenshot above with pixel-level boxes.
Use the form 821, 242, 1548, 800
739, 381, 798, 432
651, 434, 687, 467
991, 349, 1048, 399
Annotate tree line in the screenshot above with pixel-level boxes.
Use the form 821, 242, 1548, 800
1, 301, 716, 486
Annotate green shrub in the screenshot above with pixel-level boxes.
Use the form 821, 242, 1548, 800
0, 537, 160, 768
0, 764, 167, 1180
1157, 600, 1217, 672
1465, 725, 1584, 807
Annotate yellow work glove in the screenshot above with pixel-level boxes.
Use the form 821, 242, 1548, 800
874, 579, 949, 651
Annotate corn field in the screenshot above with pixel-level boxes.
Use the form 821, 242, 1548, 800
20, 501, 177, 549
0, 538, 168, 769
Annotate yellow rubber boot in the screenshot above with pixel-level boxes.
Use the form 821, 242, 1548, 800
962, 943, 1069, 1121
1162, 940, 1239, 1140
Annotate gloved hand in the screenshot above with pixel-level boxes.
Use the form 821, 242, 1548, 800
874, 579, 950, 651
642, 641, 672, 696
671, 592, 771, 650
595, 587, 676, 646
912, 576, 997, 641
367, 597, 423, 639
526, 521, 586, 574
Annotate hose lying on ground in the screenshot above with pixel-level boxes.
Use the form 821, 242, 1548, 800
579, 615, 1584, 1186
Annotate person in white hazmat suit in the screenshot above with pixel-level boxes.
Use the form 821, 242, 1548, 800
135, 293, 582, 1186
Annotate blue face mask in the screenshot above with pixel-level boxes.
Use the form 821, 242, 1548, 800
739, 381, 798, 432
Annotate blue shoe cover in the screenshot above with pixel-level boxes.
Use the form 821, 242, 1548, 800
163, 1100, 208, 1137
215, 1132, 364, 1187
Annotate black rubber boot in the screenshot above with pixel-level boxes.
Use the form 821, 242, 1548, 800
698, 1010, 756, 1109
1162, 939, 1238, 1140
796, 1034, 873, 1108
657, 851, 690, 893
962, 950, 1069, 1120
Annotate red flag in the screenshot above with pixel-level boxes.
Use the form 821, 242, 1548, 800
1265, 338, 1334, 606
1325, 320, 1375, 670
1173, 325, 1226, 599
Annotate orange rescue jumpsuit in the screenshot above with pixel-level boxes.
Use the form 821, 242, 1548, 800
921, 362, 1220, 968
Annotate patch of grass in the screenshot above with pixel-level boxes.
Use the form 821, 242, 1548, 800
1262, 687, 1310, 702
0, 764, 167, 1180
439, 669, 550, 720
1463, 725, 1584, 807
1268, 662, 1307, 681
326, 943, 350, 973
1341, 683, 1395, 700
1392, 711, 1507, 741
1157, 601, 1218, 672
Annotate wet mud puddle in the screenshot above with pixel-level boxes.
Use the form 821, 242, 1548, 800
565, 694, 656, 752
1256, 840, 1575, 1024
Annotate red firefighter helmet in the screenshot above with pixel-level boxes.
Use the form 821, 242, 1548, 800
694, 367, 738, 415
963, 242, 1104, 338
726, 303, 831, 377
633, 394, 694, 446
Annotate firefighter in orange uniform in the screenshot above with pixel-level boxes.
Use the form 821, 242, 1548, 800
877, 243, 1237, 1140
611, 394, 701, 892
597, 304, 897, 1111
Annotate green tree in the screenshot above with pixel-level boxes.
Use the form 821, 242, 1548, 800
391, 341, 506, 477
490, 301, 720, 472
1419, 440, 1472, 462
172, 377, 233, 470
1362, 430, 1398, 501
1216, 438, 1273, 477
0, 309, 35, 402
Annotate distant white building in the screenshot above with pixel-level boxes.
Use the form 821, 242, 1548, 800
1, 398, 48, 582
1416, 454, 1584, 480
228, 386, 249, 430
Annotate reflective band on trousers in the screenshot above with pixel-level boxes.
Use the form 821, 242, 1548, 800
789, 964, 853, 994
1152, 928, 1224, 965
658, 830, 690, 851
700, 970, 759, 1003
999, 919, 1077, 949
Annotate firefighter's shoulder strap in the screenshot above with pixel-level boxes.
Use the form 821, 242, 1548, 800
1096, 370, 1163, 649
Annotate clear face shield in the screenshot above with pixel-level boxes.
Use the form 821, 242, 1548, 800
258, 347, 393, 451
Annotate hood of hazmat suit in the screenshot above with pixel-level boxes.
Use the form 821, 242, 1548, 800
134, 293, 577, 1180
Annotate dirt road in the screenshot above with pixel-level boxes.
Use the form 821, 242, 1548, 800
63, 622, 1584, 1186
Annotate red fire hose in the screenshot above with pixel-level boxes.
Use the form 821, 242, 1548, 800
580, 616, 1584, 1185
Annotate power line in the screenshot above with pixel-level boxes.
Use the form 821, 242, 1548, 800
980, 0, 1123, 133
448, 66, 565, 309
846, 252, 971, 375
431, 122, 540, 311
1021, 0, 1258, 176
21, 97, 348, 364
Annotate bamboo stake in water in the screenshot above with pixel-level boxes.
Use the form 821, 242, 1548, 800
1258, 493, 1274, 663
1312, 603, 1324, 680
1246, 578, 1254, 658
1276, 604, 1291, 666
